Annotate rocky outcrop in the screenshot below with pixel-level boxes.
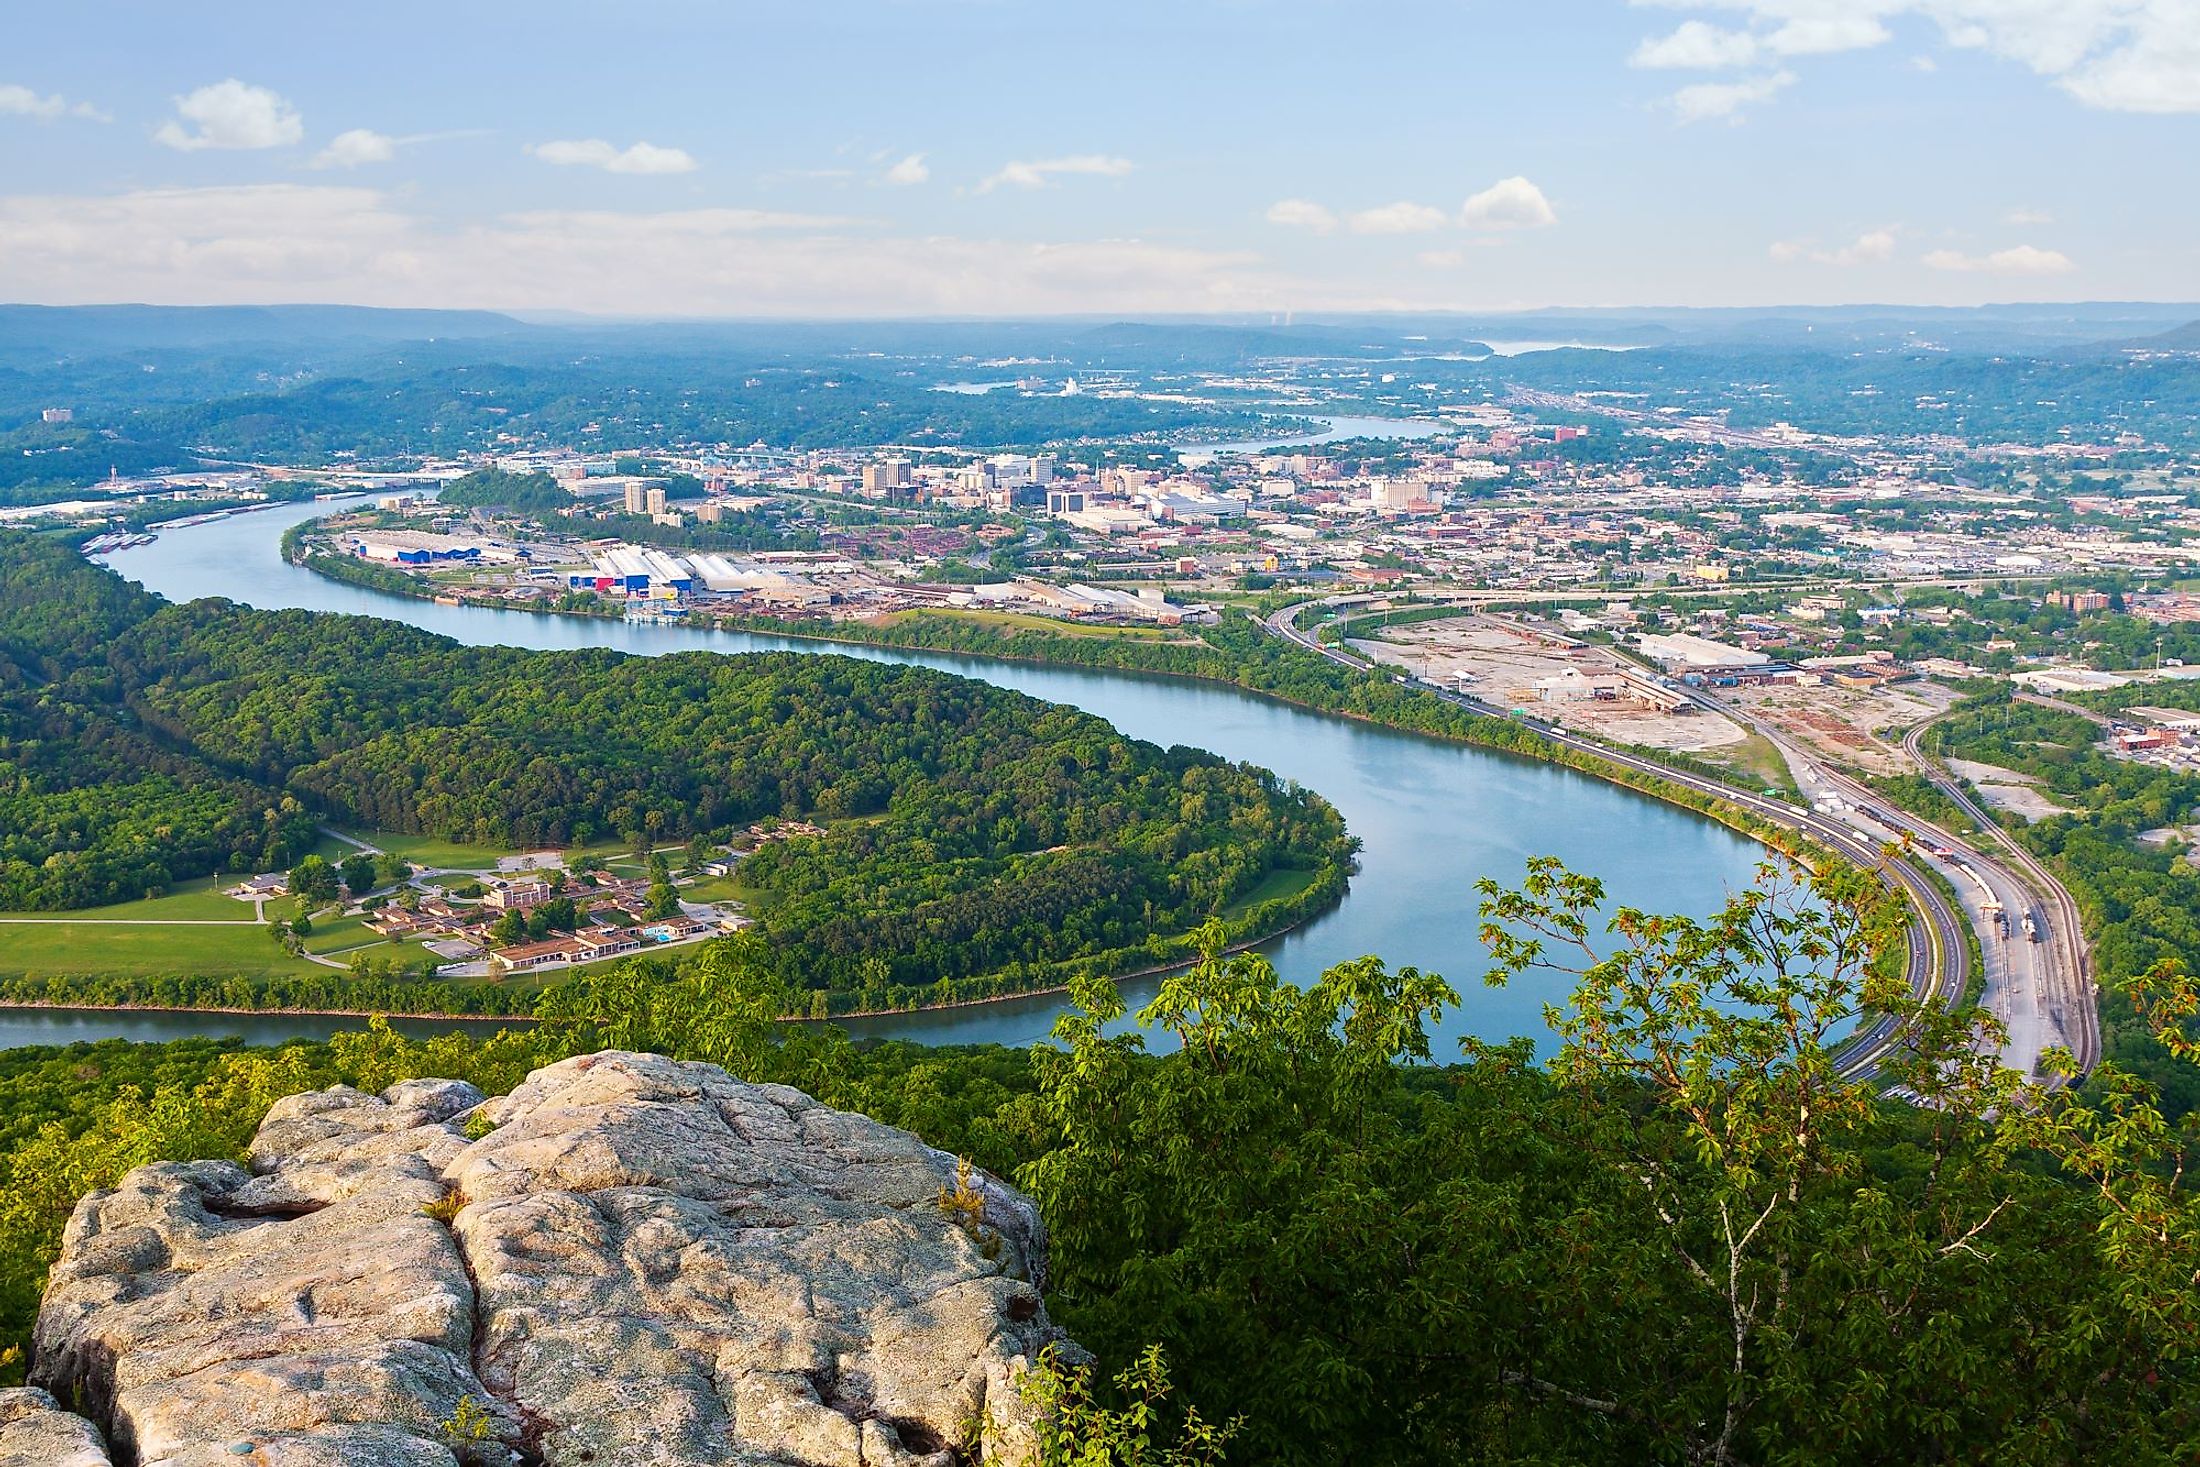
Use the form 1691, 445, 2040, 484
0, 1387, 111, 1467
30, 1052, 1074, 1467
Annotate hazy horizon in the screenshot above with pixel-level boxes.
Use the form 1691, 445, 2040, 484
6, 1, 2197, 318
7, 299, 2198, 325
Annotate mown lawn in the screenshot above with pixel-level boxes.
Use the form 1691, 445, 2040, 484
0, 875, 261, 923
0, 920, 328, 979
300, 913, 402, 956
680, 874, 760, 905
1218, 866, 1320, 920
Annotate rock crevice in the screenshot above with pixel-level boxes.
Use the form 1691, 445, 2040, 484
21, 1052, 1074, 1467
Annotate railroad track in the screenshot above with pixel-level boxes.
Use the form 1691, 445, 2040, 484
1899, 719, 2099, 1075
1261, 602, 1967, 1081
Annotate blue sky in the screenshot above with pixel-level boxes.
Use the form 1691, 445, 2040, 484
2, 0, 2195, 315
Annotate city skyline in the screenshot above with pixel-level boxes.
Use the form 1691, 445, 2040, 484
3, 0, 2196, 316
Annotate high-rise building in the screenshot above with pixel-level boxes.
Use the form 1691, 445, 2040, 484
623, 482, 649, 515
984, 454, 1055, 490
646, 485, 669, 516
861, 460, 912, 498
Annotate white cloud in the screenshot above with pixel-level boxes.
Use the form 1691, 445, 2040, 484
2005, 205, 2055, 225
2058, 13, 2200, 113
1264, 198, 1338, 233
975, 155, 1133, 192
0, 84, 106, 122
153, 79, 302, 151
1632, 14, 1888, 71
1769, 229, 1898, 265
0, 184, 1315, 317
1460, 176, 1558, 230
1922, 243, 2077, 274
1417, 249, 1470, 268
530, 139, 698, 175
1668, 70, 1797, 122
0, 85, 65, 120
1632, 21, 1764, 69
1765, 14, 1892, 57
312, 128, 397, 170
1348, 201, 1449, 235
884, 154, 930, 186
1635, 3, 2200, 114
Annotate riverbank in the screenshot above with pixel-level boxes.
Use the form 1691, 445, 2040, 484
0, 851, 1348, 1023
0, 897, 1339, 1033
77, 504, 1775, 1057
288, 534, 1811, 858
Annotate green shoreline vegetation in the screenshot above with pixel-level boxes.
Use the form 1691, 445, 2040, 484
293, 525, 1817, 857
4, 862, 2199, 1463
268, 534, 1944, 1027
7, 523, 1909, 1035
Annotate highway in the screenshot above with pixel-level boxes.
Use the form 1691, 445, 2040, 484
1261, 600, 1971, 1083
1897, 718, 2099, 1074
1711, 706, 2084, 1080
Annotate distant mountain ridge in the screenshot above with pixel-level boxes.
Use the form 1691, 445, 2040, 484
0, 303, 529, 361
12, 300, 2200, 363
2131, 319, 2200, 351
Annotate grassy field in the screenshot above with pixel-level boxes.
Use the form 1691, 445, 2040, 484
1219, 866, 1320, 920
0, 875, 258, 923
300, 913, 396, 956
421, 873, 488, 892
342, 830, 538, 869
344, 830, 662, 871
0, 920, 329, 979
1696, 733, 1799, 798
680, 874, 762, 905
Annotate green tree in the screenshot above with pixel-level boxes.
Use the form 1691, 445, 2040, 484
286, 855, 338, 905
339, 854, 378, 898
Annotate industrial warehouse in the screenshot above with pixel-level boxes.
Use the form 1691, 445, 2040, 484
320, 507, 1211, 628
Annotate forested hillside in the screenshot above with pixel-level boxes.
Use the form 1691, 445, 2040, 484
0, 533, 1349, 1002
3, 861, 2197, 1464
0, 536, 322, 907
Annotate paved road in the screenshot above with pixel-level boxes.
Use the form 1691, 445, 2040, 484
1722, 711, 2072, 1079
1898, 718, 2099, 1075
1261, 601, 1970, 1082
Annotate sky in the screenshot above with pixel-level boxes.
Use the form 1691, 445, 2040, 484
2, 0, 2196, 317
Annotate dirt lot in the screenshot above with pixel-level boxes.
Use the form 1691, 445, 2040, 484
1946, 757, 2073, 821
1359, 618, 1748, 757
1724, 680, 1958, 776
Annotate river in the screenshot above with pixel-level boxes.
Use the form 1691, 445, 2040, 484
50, 499, 1768, 1057
1178, 414, 1444, 457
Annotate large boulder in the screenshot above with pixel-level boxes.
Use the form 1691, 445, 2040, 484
0, 1386, 110, 1467
32, 1052, 1075, 1467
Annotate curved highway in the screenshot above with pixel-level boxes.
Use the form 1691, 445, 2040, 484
1262, 600, 1969, 1082
1898, 718, 2099, 1074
